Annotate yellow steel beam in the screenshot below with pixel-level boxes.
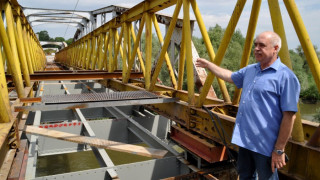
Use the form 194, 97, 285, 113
151, 14, 177, 89
0, 44, 11, 123
113, 26, 124, 72
130, 19, 146, 77
150, 0, 182, 91
22, 25, 34, 74
91, 36, 98, 70
196, 0, 247, 107
122, 23, 129, 79
177, 22, 186, 90
183, 0, 195, 105
145, 13, 152, 90
15, 16, 31, 87
283, 0, 320, 93
268, 0, 305, 143
0, 4, 25, 98
123, 15, 145, 83
104, 32, 111, 70
232, 0, 261, 105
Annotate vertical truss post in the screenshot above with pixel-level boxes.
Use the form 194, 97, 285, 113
183, 0, 195, 105
15, 16, 31, 86
232, 0, 262, 105
22, 25, 34, 74
85, 38, 92, 69
283, 0, 320, 92
177, 21, 186, 90
1, 4, 25, 98
113, 26, 124, 72
130, 20, 145, 76
196, 0, 247, 107
150, 0, 182, 91
91, 36, 98, 70
104, 32, 110, 70
269, 0, 305, 142
0, 46, 10, 123
145, 13, 152, 90
124, 17, 145, 83
152, 14, 177, 89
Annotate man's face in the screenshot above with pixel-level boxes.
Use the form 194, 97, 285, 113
254, 33, 277, 63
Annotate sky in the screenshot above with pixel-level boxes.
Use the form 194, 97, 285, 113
18, 0, 320, 50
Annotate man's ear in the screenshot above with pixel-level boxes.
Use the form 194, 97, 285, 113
274, 45, 279, 52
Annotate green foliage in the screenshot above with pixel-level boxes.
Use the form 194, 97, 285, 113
54, 37, 65, 42
66, 38, 74, 45
300, 85, 320, 102
37, 30, 50, 41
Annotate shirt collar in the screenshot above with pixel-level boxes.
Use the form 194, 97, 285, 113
255, 57, 281, 71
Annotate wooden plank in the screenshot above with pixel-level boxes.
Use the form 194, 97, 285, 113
0, 149, 16, 180
8, 139, 28, 180
25, 126, 167, 159
19, 97, 41, 103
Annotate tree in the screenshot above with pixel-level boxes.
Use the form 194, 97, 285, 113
54, 37, 65, 42
37, 30, 50, 41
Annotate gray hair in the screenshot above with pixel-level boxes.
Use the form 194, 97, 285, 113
258, 31, 282, 54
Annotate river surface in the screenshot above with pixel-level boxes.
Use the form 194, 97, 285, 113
299, 101, 320, 122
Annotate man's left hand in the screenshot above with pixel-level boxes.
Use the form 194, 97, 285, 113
271, 152, 286, 173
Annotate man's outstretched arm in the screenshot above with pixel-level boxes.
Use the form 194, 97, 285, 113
196, 58, 234, 83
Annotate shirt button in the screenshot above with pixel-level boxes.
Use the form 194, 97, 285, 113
243, 101, 245, 103
253, 81, 256, 83
248, 90, 250, 93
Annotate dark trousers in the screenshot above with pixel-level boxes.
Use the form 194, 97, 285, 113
237, 147, 279, 180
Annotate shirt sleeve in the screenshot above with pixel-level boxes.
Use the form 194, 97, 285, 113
280, 72, 301, 112
231, 67, 247, 89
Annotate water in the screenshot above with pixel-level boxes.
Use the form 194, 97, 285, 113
299, 101, 320, 122
36, 148, 152, 177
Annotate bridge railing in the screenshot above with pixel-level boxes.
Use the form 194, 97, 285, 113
0, 0, 45, 123
55, 0, 320, 142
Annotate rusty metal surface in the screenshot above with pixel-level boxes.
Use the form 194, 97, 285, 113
170, 125, 227, 163
6, 72, 143, 81
42, 91, 160, 104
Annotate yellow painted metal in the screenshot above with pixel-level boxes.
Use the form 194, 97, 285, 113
130, 20, 146, 77
123, 24, 129, 78
123, 16, 145, 83
151, 14, 177, 89
283, 0, 320, 93
104, 32, 111, 70
268, 0, 304, 143
91, 36, 98, 69
177, 22, 186, 90
232, 0, 261, 105
0, 45, 11, 123
145, 13, 152, 90
183, 0, 195, 105
15, 16, 31, 87
22, 26, 34, 74
109, 29, 115, 72
1, 4, 25, 98
85, 38, 92, 69
94, 34, 103, 70
113, 26, 124, 72
150, 0, 182, 91
196, 0, 247, 107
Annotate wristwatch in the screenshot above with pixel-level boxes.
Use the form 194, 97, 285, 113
273, 149, 284, 155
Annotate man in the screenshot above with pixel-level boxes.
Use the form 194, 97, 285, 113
196, 31, 300, 179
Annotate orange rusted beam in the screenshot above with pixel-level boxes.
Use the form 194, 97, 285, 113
6, 72, 143, 81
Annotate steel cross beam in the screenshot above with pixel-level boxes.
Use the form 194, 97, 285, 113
60, 81, 118, 179
6, 72, 143, 81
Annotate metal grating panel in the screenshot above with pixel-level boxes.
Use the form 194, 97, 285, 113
42, 91, 160, 104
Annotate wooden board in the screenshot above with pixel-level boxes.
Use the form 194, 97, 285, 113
25, 126, 167, 159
